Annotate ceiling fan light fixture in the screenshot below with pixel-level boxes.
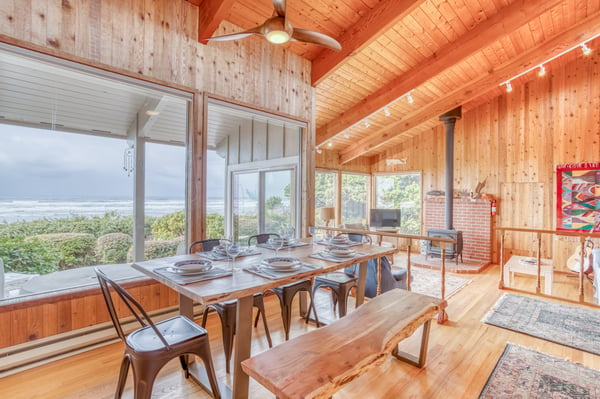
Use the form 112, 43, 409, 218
266, 30, 291, 44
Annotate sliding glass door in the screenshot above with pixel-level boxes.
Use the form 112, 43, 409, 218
231, 167, 296, 242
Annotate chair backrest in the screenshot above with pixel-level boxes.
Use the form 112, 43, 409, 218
189, 239, 222, 253
95, 268, 171, 349
248, 233, 280, 246
340, 223, 371, 245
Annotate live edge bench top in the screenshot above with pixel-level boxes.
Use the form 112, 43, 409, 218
241, 289, 443, 399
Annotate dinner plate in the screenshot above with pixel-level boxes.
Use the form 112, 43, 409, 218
261, 256, 301, 269
328, 237, 349, 245
172, 259, 213, 274
260, 263, 303, 272
326, 248, 355, 258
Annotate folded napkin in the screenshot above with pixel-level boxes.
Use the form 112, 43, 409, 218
309, 252, 366, 263
244, 263, 321, 280
153, 266, 232, 285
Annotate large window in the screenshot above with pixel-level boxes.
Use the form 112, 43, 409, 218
373, 173, 422, 234
206, 99, 304, 243
341, 173, 369, 225
0, 44, 190, 300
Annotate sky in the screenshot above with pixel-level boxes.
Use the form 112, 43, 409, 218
0, 124, 226, 200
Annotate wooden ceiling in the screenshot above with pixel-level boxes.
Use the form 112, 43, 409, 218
186, 0, 600, 163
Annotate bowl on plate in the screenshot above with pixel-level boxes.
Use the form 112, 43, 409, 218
329, 237, 349, 245
326, 247, 355, 258
172, 259, 213, 274
268, 237, 292, 246
261, 256, 301, 270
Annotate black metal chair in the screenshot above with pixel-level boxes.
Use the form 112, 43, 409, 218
247, 233, 280, 247
312, 233, 371, 318
195, 238, 272, 373
95, 268, 221, 399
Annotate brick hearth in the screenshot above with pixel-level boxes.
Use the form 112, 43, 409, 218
425, 198, 492, 264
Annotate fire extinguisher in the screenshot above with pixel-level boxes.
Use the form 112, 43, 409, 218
490, 199, 497, 216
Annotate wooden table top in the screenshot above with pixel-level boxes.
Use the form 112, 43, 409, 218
132, 241, 396, 305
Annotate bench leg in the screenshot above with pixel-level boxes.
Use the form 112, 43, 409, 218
392, 320, 431, 368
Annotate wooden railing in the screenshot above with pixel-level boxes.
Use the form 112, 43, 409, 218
496, 227, 600, 302
315, 226, 455, 323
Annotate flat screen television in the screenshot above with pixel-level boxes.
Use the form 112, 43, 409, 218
369, 208, 401, 228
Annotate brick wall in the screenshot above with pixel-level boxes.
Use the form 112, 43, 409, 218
425, 198, 492, 263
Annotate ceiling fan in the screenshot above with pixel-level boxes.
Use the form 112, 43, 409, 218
203, 0, 342, 52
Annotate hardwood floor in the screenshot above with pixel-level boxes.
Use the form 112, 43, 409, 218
1, 262, 599, 398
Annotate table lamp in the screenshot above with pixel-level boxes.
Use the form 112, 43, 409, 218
319, 207, 335, 226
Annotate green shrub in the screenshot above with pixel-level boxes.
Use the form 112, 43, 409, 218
29, 233, 97, 270
206, 213, 225, 238
127, 237, 184, 261
96, 233, 133, 264
0, 236, 61, 274
151, 210, 185, 240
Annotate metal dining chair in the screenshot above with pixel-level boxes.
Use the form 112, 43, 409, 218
252, 233, 321, 340
95, 268, 221, 399
311, 233, 372, 317
195, 238, 272, 373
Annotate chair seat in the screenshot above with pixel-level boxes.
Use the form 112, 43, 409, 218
127, 316, 204, 352
316, 272, 357, 285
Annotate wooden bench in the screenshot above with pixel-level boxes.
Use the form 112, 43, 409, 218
241, 288, 443, 399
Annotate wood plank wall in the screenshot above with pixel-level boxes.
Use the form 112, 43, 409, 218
371, 50, 600, 268
0, 0, 313, 349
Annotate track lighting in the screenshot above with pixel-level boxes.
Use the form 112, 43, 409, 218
581, 43, 592, 56
406, 93, 414, 104
384, 107, 390, 117
538, 65, 546, 77
505, 81, 513, 93
364, 119, 370, 128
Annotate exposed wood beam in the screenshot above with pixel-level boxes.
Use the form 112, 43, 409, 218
316, 0, 563, 146
339, 11, 600, 163
310, 0, 423, 86
197, 0, 236, 44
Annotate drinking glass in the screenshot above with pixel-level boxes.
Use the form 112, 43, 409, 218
308, 226, 317, 245
226, 241, 242, 271
274, 237, 285, 256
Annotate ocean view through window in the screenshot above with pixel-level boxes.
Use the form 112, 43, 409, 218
0, 45, 192, 300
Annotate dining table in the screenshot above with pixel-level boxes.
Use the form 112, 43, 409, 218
131, 238, 396, 399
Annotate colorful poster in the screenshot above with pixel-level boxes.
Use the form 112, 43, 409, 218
556, 163, 600, 232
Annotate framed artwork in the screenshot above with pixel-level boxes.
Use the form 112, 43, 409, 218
556, 163, 600, 232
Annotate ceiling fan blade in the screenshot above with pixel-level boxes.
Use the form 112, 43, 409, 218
272, 0, 286, 17
292, 28, 342, 52
203, 25, 265, 42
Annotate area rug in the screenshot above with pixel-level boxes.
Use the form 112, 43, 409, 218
483, 293, 600, 355
479, 343, 600, 398
407, 267, 471, 299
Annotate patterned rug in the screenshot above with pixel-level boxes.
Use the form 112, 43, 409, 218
483, 293, 600, 355
479, 343, 600, 398
407, 267, 471, 299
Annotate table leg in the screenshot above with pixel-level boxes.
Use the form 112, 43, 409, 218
233, 295, 253, 399
179, 293, 194, 319
355, 260, 368, 307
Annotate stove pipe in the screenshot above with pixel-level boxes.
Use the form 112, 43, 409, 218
439, 107, 462, 231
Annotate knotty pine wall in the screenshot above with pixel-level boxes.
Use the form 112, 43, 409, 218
372, 49, 600, 268
0, 0, 313, 349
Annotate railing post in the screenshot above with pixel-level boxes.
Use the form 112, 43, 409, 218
535, 232, 542, 295
438, 245, 448, 323
579, 236, 586, 302
499, 230, 505, 289
406, 239, 412, 291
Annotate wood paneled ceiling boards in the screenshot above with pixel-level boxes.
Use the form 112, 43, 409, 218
188, 0, 600, 163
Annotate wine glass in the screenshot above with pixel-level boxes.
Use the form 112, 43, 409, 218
308, 226, 317, 245
274, 236, 285, 256
226, 241, 242, 271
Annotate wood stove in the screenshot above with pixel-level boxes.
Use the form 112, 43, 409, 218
426, 229, 463, 264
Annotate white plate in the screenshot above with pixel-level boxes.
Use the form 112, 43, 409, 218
172, 260, 213, 274
328, 237, 349, 245
326, 248, 355, 257
260, 263, 303, 272
268, 237, 294, 246
261, 257, 301, 269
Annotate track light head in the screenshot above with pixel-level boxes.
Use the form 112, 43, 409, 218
581, 43, 592, 56
505, 81, 513, 93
